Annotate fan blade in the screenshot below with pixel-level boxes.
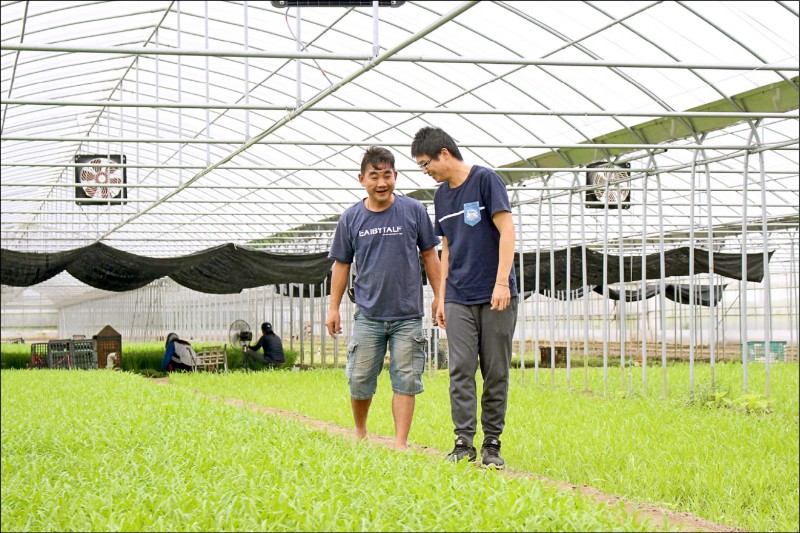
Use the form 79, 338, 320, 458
80, 167, 98, 182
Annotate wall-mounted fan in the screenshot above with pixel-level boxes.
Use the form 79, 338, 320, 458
585, 161, 631, 209
75, 154, 127, 205
228, 319, 253, 351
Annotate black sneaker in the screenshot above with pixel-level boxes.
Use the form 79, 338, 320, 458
446, 437, 477, 463
480, 436, 504, 469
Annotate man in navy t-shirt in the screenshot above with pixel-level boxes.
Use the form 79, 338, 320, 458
326, 146, 441, 450
412, 126, 518, 469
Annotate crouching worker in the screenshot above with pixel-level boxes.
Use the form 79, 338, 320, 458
244, 322, 285, 369
161, 332, 198, 372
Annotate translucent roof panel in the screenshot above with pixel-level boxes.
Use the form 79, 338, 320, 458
1, 0, 798, 307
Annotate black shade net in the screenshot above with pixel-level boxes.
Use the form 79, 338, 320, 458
2, 243, 772, 299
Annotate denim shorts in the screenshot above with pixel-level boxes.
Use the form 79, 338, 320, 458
346, 312, 426, 399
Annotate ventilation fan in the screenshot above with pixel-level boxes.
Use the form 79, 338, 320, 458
585, 161, 631, 209
228, 319, 253, 351
75, 154, 127, 205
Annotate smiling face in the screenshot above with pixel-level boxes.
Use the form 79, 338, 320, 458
359, 162, 397, 210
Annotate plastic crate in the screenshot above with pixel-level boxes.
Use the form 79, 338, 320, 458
69, 340, 97, 369
29, 343, 49, 369
27, 340, 97, 369
747, 341, 786, 362
47, 340, 72, 369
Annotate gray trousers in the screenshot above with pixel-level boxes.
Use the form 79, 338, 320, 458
445, 298, 517, 446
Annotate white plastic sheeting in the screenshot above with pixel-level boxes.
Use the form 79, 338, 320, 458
1, 1, 798, 314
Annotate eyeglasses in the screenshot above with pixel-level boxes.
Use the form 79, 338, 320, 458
418, 158, 432, 170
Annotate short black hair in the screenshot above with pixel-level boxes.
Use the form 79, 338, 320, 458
361, 146, 395, 175
410, 126, 463, 161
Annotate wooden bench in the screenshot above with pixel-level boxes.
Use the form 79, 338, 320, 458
195, 345, 228, 372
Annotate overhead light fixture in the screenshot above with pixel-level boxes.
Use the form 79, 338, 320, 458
270, 1, 405, 7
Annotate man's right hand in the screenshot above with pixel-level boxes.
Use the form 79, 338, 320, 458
435, 301, 446, 330
325, 309, 342, 337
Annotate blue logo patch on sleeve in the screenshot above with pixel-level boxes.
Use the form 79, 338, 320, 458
464, 201, 481, 226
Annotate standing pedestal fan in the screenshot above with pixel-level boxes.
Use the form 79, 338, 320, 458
228, 320, 253, 368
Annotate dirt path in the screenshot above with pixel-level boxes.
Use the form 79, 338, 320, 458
152, 377, 744, 532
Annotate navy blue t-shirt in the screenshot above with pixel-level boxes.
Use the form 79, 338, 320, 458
249, 333, 285, 364
434, 165, 518, 305
329, 194, 440, 321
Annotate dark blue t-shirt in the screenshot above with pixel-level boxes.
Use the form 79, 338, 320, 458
249, 333, 285, 364
329, 194, 440, 321
434, 165, 518, 305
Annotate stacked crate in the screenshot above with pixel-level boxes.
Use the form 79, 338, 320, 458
29, 343, 49, 369
70, 340, 98, 369
47, 340, 72, 369
747, 341, 787, 362
28, 340, 98, 369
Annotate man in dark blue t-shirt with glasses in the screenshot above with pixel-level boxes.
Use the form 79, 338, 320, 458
326, 146, 441, 450
412, 126, 518, 469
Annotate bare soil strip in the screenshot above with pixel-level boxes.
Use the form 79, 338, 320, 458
154, 378, 745, 532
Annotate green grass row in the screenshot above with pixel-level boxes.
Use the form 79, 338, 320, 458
2, 340, 797, 531
2, 370, 661, 532
170, 362, 799, 532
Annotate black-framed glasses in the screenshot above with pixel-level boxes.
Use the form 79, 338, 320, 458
418, 158, 432, 170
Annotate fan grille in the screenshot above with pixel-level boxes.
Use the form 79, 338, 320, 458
593, 167, 630, 204
74, 154, 127, 205
585, 162, 632, 209
228, 319, 252, 347
80, 158, 123, 198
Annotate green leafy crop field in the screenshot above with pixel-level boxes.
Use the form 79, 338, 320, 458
2, 369, 659, 532
2, 361, 797, 531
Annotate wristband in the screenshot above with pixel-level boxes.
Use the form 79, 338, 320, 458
496, 282, 509, 287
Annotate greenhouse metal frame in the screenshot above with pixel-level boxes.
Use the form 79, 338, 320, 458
1, 0, 798, 395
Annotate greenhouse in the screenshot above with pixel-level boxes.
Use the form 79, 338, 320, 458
1, 1, 798, 532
